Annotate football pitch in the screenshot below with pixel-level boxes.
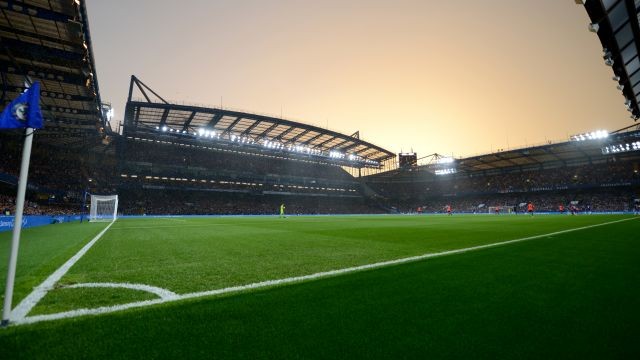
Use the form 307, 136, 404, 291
0, 214, 639, 358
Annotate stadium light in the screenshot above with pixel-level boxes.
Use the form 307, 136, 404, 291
329, 150, 345, 159
602, 141, 640, 154
161, 126, 167, 132
106, 107, 115, 122
435, 168, 457, 175
603, 50, 614, 66
570, 130, 608, 141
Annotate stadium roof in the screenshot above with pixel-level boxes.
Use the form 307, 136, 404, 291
579, 0, 640, 120
365, 127, 640, 179
123, 76, 395, 167
455, 128, 640, 173
0, 0, 105, 146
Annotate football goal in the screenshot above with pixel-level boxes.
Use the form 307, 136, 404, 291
488, 206, 513, 214
89, 194, 119, 222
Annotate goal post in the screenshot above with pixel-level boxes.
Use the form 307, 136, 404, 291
488, 206, 512, 214
89, 194, 119, 222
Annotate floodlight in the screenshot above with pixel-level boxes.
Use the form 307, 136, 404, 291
161, 126, 167, 132
588, 23, 599, 33
198, 128, 205, 136
613, 75, 621, 82
603, 50, 614, 66
435, 168, 457, 175
571, 129, 608, 141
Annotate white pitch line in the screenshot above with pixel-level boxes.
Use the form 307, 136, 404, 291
12, 216, 637, 326
9, 221, 116, 322
65, 282, 178, 300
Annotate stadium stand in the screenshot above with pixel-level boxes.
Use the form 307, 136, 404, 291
365, 129, 640, 214
1, 126, 638, 216
581, 0, 640, 121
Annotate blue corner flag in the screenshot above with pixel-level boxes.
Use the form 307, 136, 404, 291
0, 82, 43, 129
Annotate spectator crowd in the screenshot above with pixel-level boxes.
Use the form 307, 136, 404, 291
0, 132, 638, 216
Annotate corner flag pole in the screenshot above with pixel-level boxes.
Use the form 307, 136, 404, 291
2, 127, 35, 326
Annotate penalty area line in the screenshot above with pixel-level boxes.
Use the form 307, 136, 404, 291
14, 216, 637, 326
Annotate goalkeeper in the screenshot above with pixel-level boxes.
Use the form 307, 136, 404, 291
279, 203, 286, 218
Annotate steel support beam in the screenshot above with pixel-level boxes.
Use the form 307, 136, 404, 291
283, 129, 311, 145
182, 111, 197, 131
207, 113, 224, 128
222, 117, 243, 137
256, 122, 280, 138
300, 132, 325, 146
159, 108, 170, 127
239, 120, 261, 136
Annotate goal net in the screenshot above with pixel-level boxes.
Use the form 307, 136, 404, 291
89, 194, 119, 222
488, 206, 512, 214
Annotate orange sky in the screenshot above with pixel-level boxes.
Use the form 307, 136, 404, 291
87, 0, 632, 158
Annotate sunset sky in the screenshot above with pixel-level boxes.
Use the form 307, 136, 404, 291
87, 0, 632, 158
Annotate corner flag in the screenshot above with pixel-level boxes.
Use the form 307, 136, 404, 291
1, 81, 43, 326
0, 82, 43, 129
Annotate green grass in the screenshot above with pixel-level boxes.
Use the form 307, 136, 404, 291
29, 287, 156, 316
0, 214, 638, 358
25, 214, 635, 313
0, 221, 109, 307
